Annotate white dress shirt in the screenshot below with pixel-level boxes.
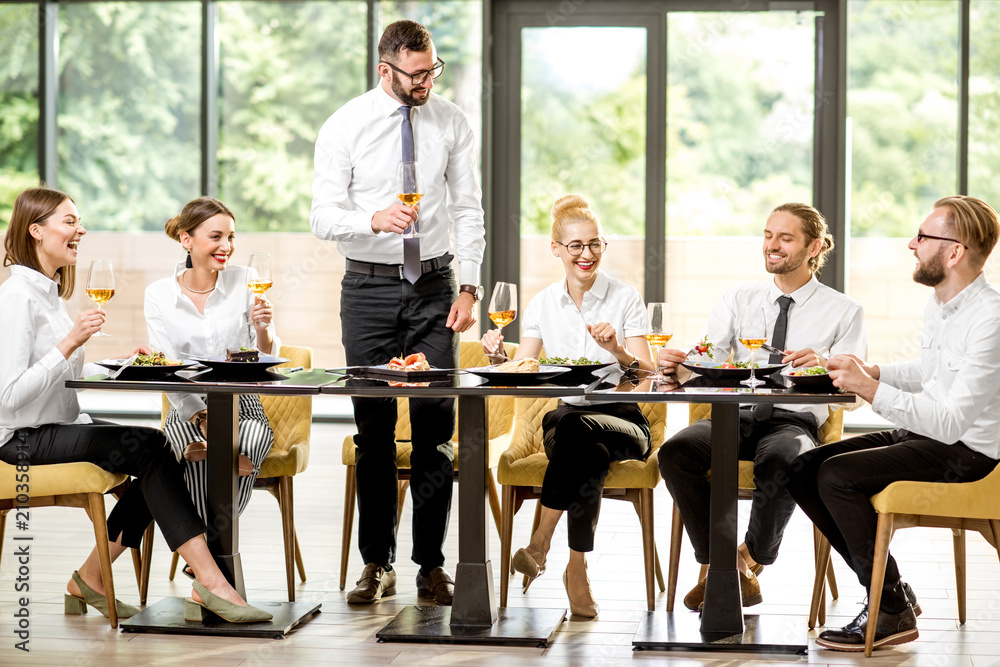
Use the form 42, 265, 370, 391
700, 275, 867, 425
310, 85, 486, 287
873, 273, 1000, 459
0, 265, 93, 446
144, 262, 281, 422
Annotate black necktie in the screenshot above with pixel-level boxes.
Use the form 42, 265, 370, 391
754, 295, 794, 424
399, 106, 420, 284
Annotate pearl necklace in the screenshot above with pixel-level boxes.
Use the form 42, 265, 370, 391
181, 271, 216, 294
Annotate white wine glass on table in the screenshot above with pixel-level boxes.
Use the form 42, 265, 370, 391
645, 302, 672, 371
487, 282, 517, 358
738, 305, 767, 389
86, 259, 114, 337
247, 252, 273, 326
397, 161, 423, 238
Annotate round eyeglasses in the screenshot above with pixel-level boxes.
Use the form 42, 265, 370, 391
555, 240, 608, 256
379, 57, 446, 86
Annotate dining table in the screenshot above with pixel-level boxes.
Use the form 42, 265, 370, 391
585, 369, 855, 654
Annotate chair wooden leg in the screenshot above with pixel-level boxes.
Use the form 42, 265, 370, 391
990, 520, 1000, 566
168, 551, 180, 581
0, 509, 6, 565
499, 484, 515, 608
397, 479, 410, 525
666, 502, 684, 612
826, 560, 839, 599
87, 493, 118, 629
278, 476, 296, 602
294, 530, 306, 582
809, 527, 832, 630
953, 528, 966, 625
523, 500, 542, 592
139, 523, 153, 605
864, 512, 895, 657
340, 465, 357, 591
653, 544, 665, 592
639, 489, 656, 611
487, 471, 502, 539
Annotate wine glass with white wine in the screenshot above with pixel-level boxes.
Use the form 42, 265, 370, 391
86, 259, 114, 337
487, 282, 517, 357
247, 252, 273, 326
738, 305, 767, 389
645, 303, 672, 370
397, 161, 423, 238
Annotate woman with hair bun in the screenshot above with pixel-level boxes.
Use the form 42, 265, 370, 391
144, 197, 277, 539
0, 187, 271, 623
481, 194, 653, 618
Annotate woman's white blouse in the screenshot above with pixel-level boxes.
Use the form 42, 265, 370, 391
0, 266, 92, 446
144, 262, 280, 421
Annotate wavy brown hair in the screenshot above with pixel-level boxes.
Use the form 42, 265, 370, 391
3, 187, 77, 298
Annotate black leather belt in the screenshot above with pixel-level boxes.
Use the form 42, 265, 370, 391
345, 253, 453, 280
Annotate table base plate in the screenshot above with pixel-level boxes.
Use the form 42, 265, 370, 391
120, 597, 321, 638
633, 610, 807, 654
376, 605, 567, 647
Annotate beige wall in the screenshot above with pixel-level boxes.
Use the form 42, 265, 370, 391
3, 231, 996, 367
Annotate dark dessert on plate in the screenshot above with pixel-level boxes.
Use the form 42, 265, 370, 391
226, 347, 259, 363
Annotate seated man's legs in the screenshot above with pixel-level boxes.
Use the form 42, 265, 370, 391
658, 418, 713, 565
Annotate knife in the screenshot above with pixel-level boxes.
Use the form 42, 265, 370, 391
109, 353, 140, 380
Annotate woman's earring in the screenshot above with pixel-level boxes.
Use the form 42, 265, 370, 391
185, 250, 193, 269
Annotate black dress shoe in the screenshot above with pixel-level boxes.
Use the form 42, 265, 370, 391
347, 563, 396, 604
901, 581, 922, 616
416, 566, 455, 606
816, 602, 918, 652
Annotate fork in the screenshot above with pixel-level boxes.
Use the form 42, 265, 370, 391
109, 352, 139, 380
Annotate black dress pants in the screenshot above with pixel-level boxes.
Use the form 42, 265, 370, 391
658, 406, 819, 565
0, 419, 205, 552
787, 429, 998, 613
341, 265, 458, 571
540, 402, 651, 553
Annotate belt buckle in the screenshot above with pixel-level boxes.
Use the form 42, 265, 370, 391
398, 264, 406, 280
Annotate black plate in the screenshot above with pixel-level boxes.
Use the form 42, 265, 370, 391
464, 365, 571, 385
680, 360, 786, 381
97, 359, 199, 381
539, 361, 617, 384
192, 354, 289, 380
781, 367, 837, 390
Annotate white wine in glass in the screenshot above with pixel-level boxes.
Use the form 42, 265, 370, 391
397, 161, 423, 238
738, 305, 767, 389
86, 259, 114, 337
247, 252, 273, 326
488, 282, 517, 355
644, 303, 673, 366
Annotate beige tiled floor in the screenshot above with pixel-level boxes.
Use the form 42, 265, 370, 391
4, 419, 1000, 666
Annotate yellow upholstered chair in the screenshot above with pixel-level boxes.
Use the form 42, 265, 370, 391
811, 461, 1000, 657
498, 398, 668, 611
339, 341, 518, 590
0, 461, 132, 628
666, 403, 842, 622
158, 345, 313, 602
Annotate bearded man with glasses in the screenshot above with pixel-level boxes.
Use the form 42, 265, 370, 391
310, 20, 486, 607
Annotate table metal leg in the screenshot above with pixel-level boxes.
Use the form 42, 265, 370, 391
204, 392, 244, 596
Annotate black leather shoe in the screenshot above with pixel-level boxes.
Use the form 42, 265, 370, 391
901, 581, 922, 616
347, 563, 396, 604
816, 602, 918, 652
416, 566, 455, 606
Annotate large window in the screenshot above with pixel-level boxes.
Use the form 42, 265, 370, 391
58, 2, 201, 231
0, 3, 39, 227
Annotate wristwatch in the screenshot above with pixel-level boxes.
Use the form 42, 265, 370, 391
459, 284, 484, 301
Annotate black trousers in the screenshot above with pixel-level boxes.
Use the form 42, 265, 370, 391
0, 419, 205, 552
788, 429, 998, 613
540, 402, 651, 552
341, 265, 458, 571
658, 406, 819, 565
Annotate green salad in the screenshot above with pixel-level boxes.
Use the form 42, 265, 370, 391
789, 366, 828, 376
538, 356, 602, 366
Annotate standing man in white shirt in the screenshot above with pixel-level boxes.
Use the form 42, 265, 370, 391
657, 203, 867, 611
310, 20, 485, 606
788, 195, 1000, 652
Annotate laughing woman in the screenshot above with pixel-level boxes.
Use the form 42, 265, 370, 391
481, 194, 654, 617
0, 187, 270, 623
144, 197, 278, 527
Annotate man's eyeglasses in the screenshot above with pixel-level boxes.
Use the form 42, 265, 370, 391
916, 232, 967, 248
556, 240, 608, 256
379, 57, 446, 86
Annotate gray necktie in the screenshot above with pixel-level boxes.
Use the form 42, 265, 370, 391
399, 106, 420, 284
754, 295, 794, 424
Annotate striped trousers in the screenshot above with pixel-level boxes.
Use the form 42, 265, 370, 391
163, 394, 274, 523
